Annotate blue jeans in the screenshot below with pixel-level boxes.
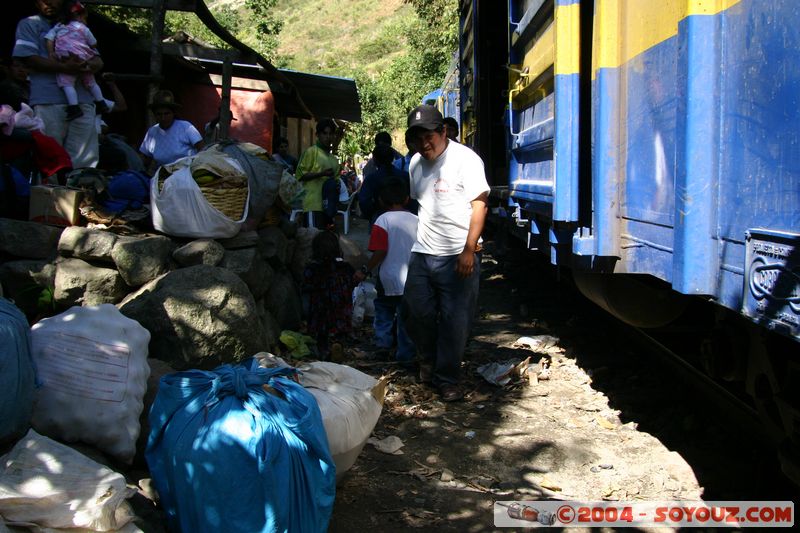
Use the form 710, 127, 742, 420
374, 295, 415, 362
401, 252, 480, 386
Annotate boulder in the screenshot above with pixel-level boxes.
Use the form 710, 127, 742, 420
0, 219, 62, 259
172, 239, 225, 267
265, 268, 302, 330
219, 247, 273, 300
218, 230, 259, 250
257, 226, 289, 266
111, 235, 175, 287
0, 260, 56, 317
256, 299, 281, 350
288, 227, 318, 282
279, 217, 298, 239
118, 264, 267, 369
54, 257, 130, 307
57, 226, 118, 264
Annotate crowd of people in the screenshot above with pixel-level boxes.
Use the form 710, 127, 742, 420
303, 105, 487, 402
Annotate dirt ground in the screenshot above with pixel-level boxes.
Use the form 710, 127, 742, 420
323, 225, 795, 532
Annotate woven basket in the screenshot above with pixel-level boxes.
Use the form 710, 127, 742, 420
159, 177, 248, 220
199, 184, 248, 220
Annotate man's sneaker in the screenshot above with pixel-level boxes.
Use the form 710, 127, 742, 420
65, 105, 83, 121
439, 384, 463, 402
94, 100, 110, 114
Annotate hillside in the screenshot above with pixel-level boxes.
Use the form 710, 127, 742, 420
208, 0, 415, 78
274, 0, 414, 76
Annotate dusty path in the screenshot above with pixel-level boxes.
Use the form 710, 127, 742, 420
326, 235, 779, 532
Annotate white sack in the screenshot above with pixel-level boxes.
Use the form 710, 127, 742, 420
0, 430, 135, 531
30, 305, 150, 463
254, 356, 384, 479
150, 163, 249, 239
298, 362, 383, 477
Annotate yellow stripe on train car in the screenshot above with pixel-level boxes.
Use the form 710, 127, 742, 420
555, 2, 581, 76
593, 0, 741, 73
509, 2, 581, 105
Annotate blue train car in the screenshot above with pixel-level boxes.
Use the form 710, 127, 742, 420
423, 59, 462, 136
458, 0, 800, 476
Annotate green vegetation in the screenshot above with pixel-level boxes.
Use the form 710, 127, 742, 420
95, 0, 459, 158
271, 0, 458, 159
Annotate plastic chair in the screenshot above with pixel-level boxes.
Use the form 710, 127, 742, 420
337, 190, 358, 235
289, 209, 314, 228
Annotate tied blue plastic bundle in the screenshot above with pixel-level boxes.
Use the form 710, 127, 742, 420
102, 170, 150, 213
0, 297, 36, 446
145, 359, 336, 533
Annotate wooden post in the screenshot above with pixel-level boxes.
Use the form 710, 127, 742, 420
148, 0, 167, 125
219, 56, 233, 140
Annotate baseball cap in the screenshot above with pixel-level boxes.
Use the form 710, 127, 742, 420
406, 104, 443, 131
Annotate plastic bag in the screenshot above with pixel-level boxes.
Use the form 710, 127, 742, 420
279, 329, 315, 358
352, 281, 377, 325
0, 298, 36, 446
146, 359, 335, 533
151, 164, 250, 238
0, 430, 136, 531
30, 304, 151, 463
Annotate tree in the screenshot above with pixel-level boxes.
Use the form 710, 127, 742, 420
244, 0, 284, 62
339, 0, 458, 157
339, 72, 392, 160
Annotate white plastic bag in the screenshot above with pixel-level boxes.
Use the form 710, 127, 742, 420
0, 430, 136, 531
30, 305, 151, 463
151, 164, 250, 238
352, 281, 377, 326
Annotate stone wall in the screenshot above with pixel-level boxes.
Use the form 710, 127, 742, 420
0, 218, 323, 370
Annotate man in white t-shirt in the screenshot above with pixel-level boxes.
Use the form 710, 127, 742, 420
401, 105, 490, 402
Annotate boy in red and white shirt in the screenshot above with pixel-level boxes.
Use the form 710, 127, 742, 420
357, 178, 418, 362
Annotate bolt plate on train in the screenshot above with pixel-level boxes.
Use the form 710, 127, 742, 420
743, 230, 800, 339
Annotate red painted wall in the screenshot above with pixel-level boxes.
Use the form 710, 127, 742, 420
178, 86, 275, 151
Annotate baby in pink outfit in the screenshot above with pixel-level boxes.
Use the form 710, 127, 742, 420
45, 1, 108, 121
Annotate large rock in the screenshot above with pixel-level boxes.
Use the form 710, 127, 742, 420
279, 218, 298, 239
57, 226, 118, 264
0, 219, 62, 259
257, 226, 289, 266
256, 299, 281, 349
111, 235, 175, 287
288, 227, 318, 282
0, 260, 56, 317
118, 264, 267, 369
54, 257, 130, 307
265, 268, 302, 330
218, 230, 259, 250
172, 239, 225, 267
219, 247, 273, 300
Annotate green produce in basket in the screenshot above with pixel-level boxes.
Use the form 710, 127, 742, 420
194, 173, 217, 185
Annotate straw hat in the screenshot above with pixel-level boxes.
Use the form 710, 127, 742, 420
149, 90, 181, 111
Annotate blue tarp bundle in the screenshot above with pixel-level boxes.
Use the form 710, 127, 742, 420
145, 359, 336, 533
0, 298, 36, 446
